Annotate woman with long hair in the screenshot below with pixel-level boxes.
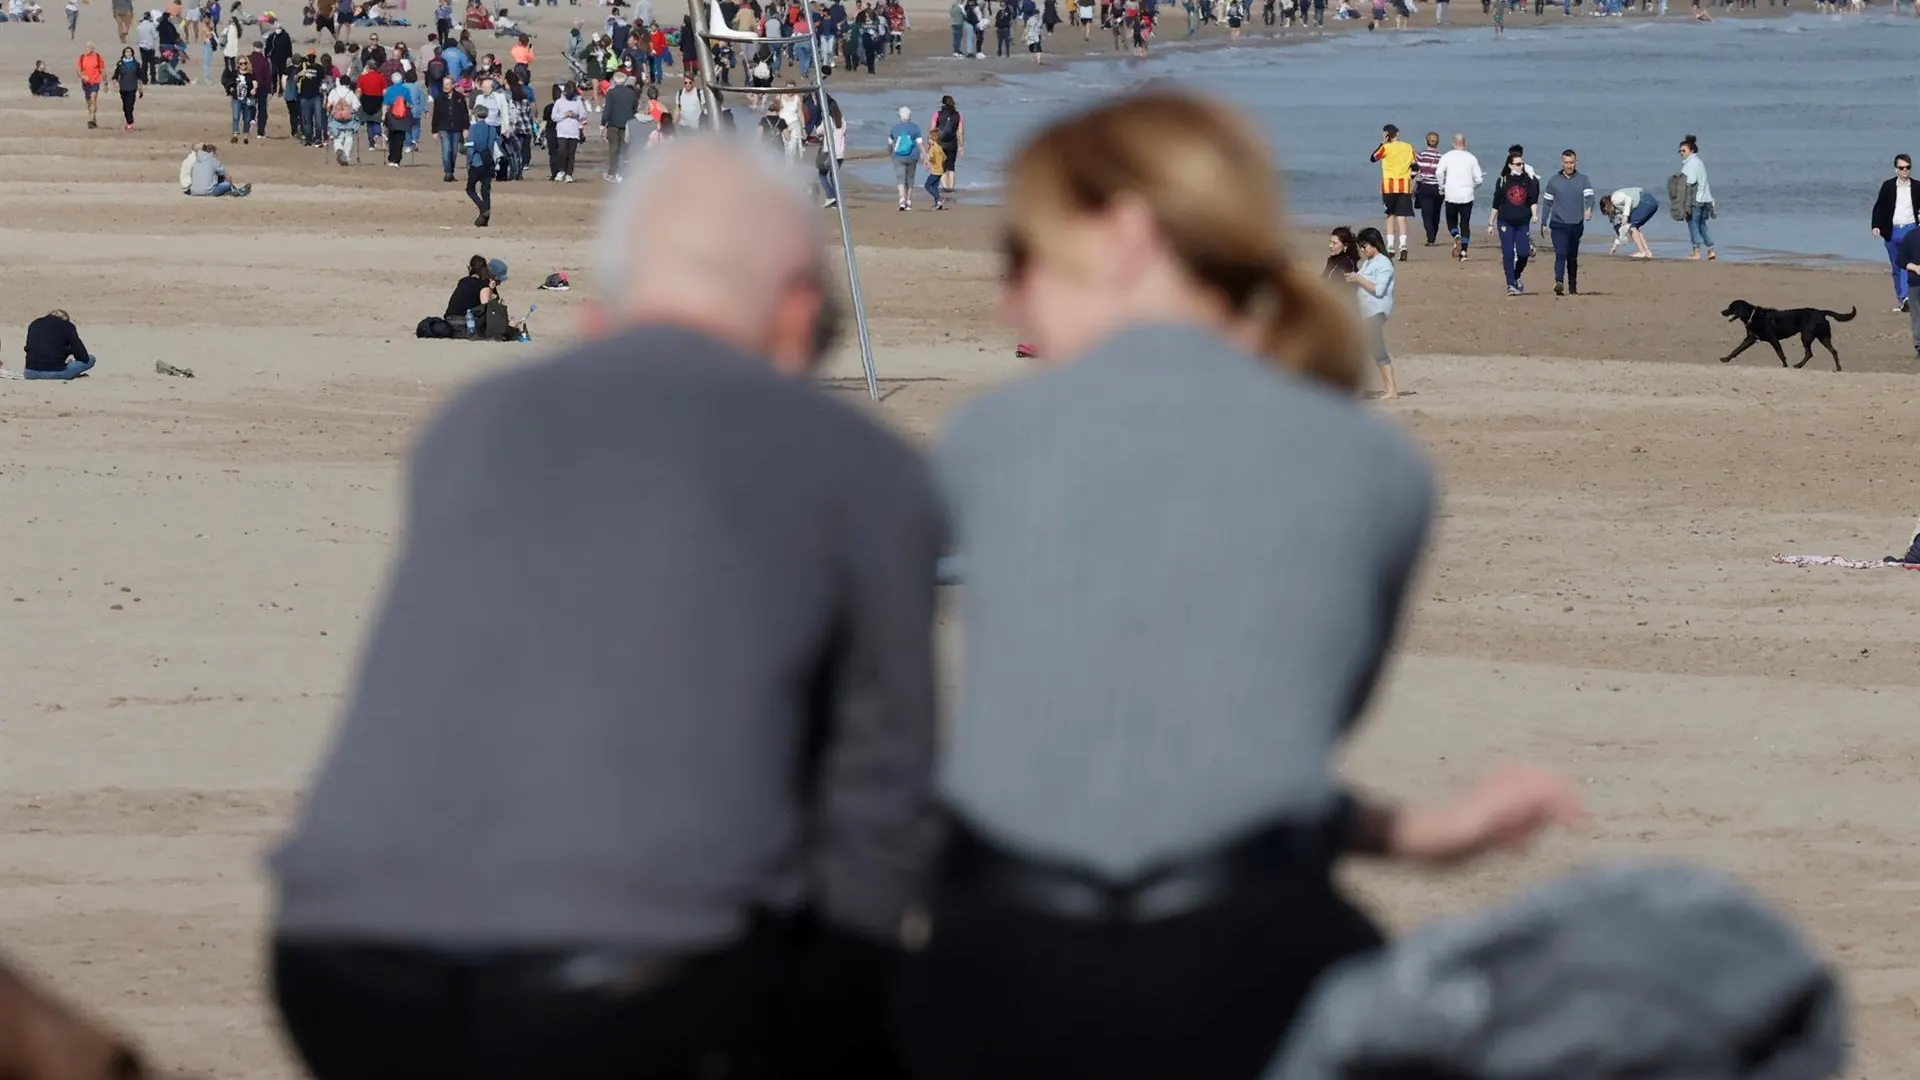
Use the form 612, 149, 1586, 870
1323, 224, 1360, 278
817, 94, 847, 207
1487, 147, 1541, 295
111, 46, 141, 129
1346, 226, 1399, 400
934, 93, 963, 199
892, 91, 1582, 1080
224, 54, 258, 143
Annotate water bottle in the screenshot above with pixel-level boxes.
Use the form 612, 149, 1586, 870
465, 311, 476, 337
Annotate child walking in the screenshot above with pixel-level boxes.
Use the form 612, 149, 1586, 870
923, 139, 949, 210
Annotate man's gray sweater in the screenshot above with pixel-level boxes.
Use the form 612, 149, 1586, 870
269, 326, 945, 954
1541, 169, 1596, 227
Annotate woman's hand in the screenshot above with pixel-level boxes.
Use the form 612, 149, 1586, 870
1387, 763, 1586, 866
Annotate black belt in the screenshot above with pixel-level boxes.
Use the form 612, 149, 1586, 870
934, 802, 1352, 926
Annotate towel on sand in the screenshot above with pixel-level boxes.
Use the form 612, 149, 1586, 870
1270, 861, 1846, 1080
1772, 554, 1885, 569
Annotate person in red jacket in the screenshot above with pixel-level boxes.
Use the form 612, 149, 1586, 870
356, 64, 387, 151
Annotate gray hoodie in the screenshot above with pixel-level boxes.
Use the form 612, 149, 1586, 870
187, 149, 227, 196
1540, 168, 1596, 227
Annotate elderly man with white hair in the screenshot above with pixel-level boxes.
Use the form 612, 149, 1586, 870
887, 104, 925, 210
266, 137, 944, 1080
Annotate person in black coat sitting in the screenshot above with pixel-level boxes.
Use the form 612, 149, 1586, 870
28, 60, 68, 96
20, 310, 95, 380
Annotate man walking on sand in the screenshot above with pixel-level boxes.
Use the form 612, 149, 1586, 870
112, 0, 134, 41
601, 70, 639, 181
267, 138, 941, 1080
1871, 153, 1917, 313
466, 102, 499, 226
76, 43, 105, 128
1370, 123, 1415, 260
1414, 130, 1445, 248
1896, 224, 1920, 356
1437, 132, 1483, 261
1539, 147, 1594, 296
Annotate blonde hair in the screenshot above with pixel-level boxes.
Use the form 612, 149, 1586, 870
1003, 92, 1362, 393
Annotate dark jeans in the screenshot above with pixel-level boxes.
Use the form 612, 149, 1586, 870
894, 844, 1382, 1080
467, 162, 494, 214
996, 27, 1012, 53
440, 130, 462, 177
1444, 199, 1474, 248
140, 46, 156, 82
1885, 223, 1916, 303
388, 127, 408, 163
1498, 221, 1531, 288
300, 96, 324, 143
1550, 220, 1583, 290
554, 136, 578, 177
1415, 184, 1444, 244
274, 918, 905, 1080
119, 88, 136, 124
253, 92, 271, 135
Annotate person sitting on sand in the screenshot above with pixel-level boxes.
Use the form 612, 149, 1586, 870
445, 254, 499, 321
29, 60, 70, 95
186, 142, 252, 196
443, 254, 525, 339
153, 45, 191, 84
1887, 520, 1920, 566
21, 310, 96, 381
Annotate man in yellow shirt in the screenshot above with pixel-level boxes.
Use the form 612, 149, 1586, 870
1370, 123, 1415, 260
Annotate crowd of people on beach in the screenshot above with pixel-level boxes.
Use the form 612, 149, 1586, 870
224, 92, 1851, 1080
1322, 123, 1723, 398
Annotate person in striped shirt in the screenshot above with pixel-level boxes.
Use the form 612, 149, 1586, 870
1370, 123, 1414, 260
1414, 130, 1444, 248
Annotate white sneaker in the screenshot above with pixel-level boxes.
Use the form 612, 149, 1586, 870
562, 173, 575, 183
975, 51, 986, 57
824, 197, 838, 207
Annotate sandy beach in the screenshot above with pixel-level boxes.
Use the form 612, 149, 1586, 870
2, 3, 1918, 1076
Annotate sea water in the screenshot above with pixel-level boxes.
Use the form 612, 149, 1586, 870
844, 13, 1920, 263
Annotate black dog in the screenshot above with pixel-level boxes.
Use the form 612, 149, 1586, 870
1719, 300, 1855, 371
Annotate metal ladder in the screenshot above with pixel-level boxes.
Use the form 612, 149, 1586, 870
682, 0, 880, 401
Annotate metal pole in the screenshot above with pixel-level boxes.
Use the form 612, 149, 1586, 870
811, 25, 879, 402
684, 0, 880, 401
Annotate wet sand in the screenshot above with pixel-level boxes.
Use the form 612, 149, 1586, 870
2, 4, 1917, 1077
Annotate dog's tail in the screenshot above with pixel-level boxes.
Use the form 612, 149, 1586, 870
1824, 307, 1858, 323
